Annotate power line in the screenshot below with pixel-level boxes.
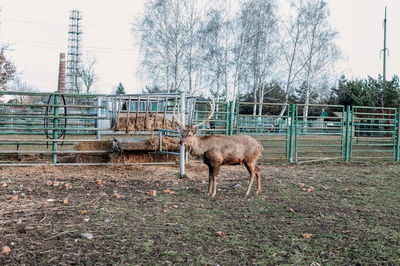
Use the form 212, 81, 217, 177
10, 40, 139, 54
3, 18, 130, 31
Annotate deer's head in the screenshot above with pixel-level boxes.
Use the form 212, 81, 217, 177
174, 99, 215, 146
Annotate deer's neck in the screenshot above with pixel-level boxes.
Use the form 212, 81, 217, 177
187, 136, 206, 157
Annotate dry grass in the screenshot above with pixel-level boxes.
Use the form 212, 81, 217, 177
0, 163, 399, 265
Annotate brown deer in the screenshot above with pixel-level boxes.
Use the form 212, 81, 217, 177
174, 101, 263, 197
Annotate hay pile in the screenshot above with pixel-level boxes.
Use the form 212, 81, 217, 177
74, 141, 114, 151
74, 137, 179, 163
145, 136, 180, 152
74, 141, 113, 163
115, 114, 179, 132
110, 152, 179, 163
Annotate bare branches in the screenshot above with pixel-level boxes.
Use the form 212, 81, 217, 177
0, 47, 16, 90
134, 0, 341, 105
78, 52, 98, 94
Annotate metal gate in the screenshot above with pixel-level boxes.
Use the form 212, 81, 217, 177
350, 106, 398, 161
294, 104, 345, 163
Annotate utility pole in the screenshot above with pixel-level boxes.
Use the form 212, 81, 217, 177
382, 6, 388, 82
380, 7, 388, 108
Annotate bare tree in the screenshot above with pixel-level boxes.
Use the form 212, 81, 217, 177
133, 0, 341, 108
300, 0, 341, 123
277, 0, 310, 117
0, 46, 16, 90
135, 0, 188, 92
231, 5, 251, 104
9, 76, 37, 104
78, 52, 98, 94
181, 0, 205, 95
277, 0, 340, 119
241, 0, 279, 115
199, 8, 228, 101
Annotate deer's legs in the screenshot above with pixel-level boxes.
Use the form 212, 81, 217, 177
210, 165, 220, 198
207, 166, 214, 197
255, 165, 261, 194
244, 162, 256, 197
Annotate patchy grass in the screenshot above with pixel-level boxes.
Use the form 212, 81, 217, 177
0, 163, 399, 265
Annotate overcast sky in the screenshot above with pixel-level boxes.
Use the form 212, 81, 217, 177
0, 0, 399, 94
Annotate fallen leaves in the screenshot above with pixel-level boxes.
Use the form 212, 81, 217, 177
304, 187, 315, 193
216, 231, 225, 237
2, 182, 7, 188
298, 183, 316, 193
301, 233, 313, 239
1, 246, 11, 254
114, 193, 121, 199
146, 190, 157, 197
11, 195, 18, 201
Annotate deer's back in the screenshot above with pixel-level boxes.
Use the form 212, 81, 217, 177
201, 135, 263, 165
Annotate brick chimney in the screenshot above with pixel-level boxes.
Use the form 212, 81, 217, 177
57, 53, 66, 93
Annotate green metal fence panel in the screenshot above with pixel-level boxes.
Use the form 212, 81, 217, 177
234, 102, 290, 161
3, 90, 400, 165
192, 100, 229, 135
0, 91, 108, 165
350, 106, 397, 161
294, 104, 345, 163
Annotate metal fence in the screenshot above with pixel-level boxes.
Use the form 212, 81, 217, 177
350, 106, 398, 161
1, 90, 400, 165
0, 91, 194, 166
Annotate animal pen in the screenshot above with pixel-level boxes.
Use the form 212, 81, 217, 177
1, 91, 400, 168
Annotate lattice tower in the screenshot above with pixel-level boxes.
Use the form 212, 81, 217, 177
66, 10, 82, 93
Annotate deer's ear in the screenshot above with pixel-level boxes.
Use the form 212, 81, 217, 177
192, 127, 198, 135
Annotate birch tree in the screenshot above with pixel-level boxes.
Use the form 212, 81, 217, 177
277, 0, 310, 117
300, 0, 341, 123
199, 9, 227, 101
135, 0, 186, 92
241, 0, 279, 115
0, 46, 16, 90
78, 52, 98, 94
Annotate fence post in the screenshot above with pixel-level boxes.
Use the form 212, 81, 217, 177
344, 105, 350, 162
179, 92, 186, 178
96, 96, 102, 140
396, 109, 400, 162
52, 93, 60, 164
228, 101, 234, 136
288, 104, 295, 163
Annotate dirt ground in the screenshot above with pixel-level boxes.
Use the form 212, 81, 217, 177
1, 162, 399, 265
